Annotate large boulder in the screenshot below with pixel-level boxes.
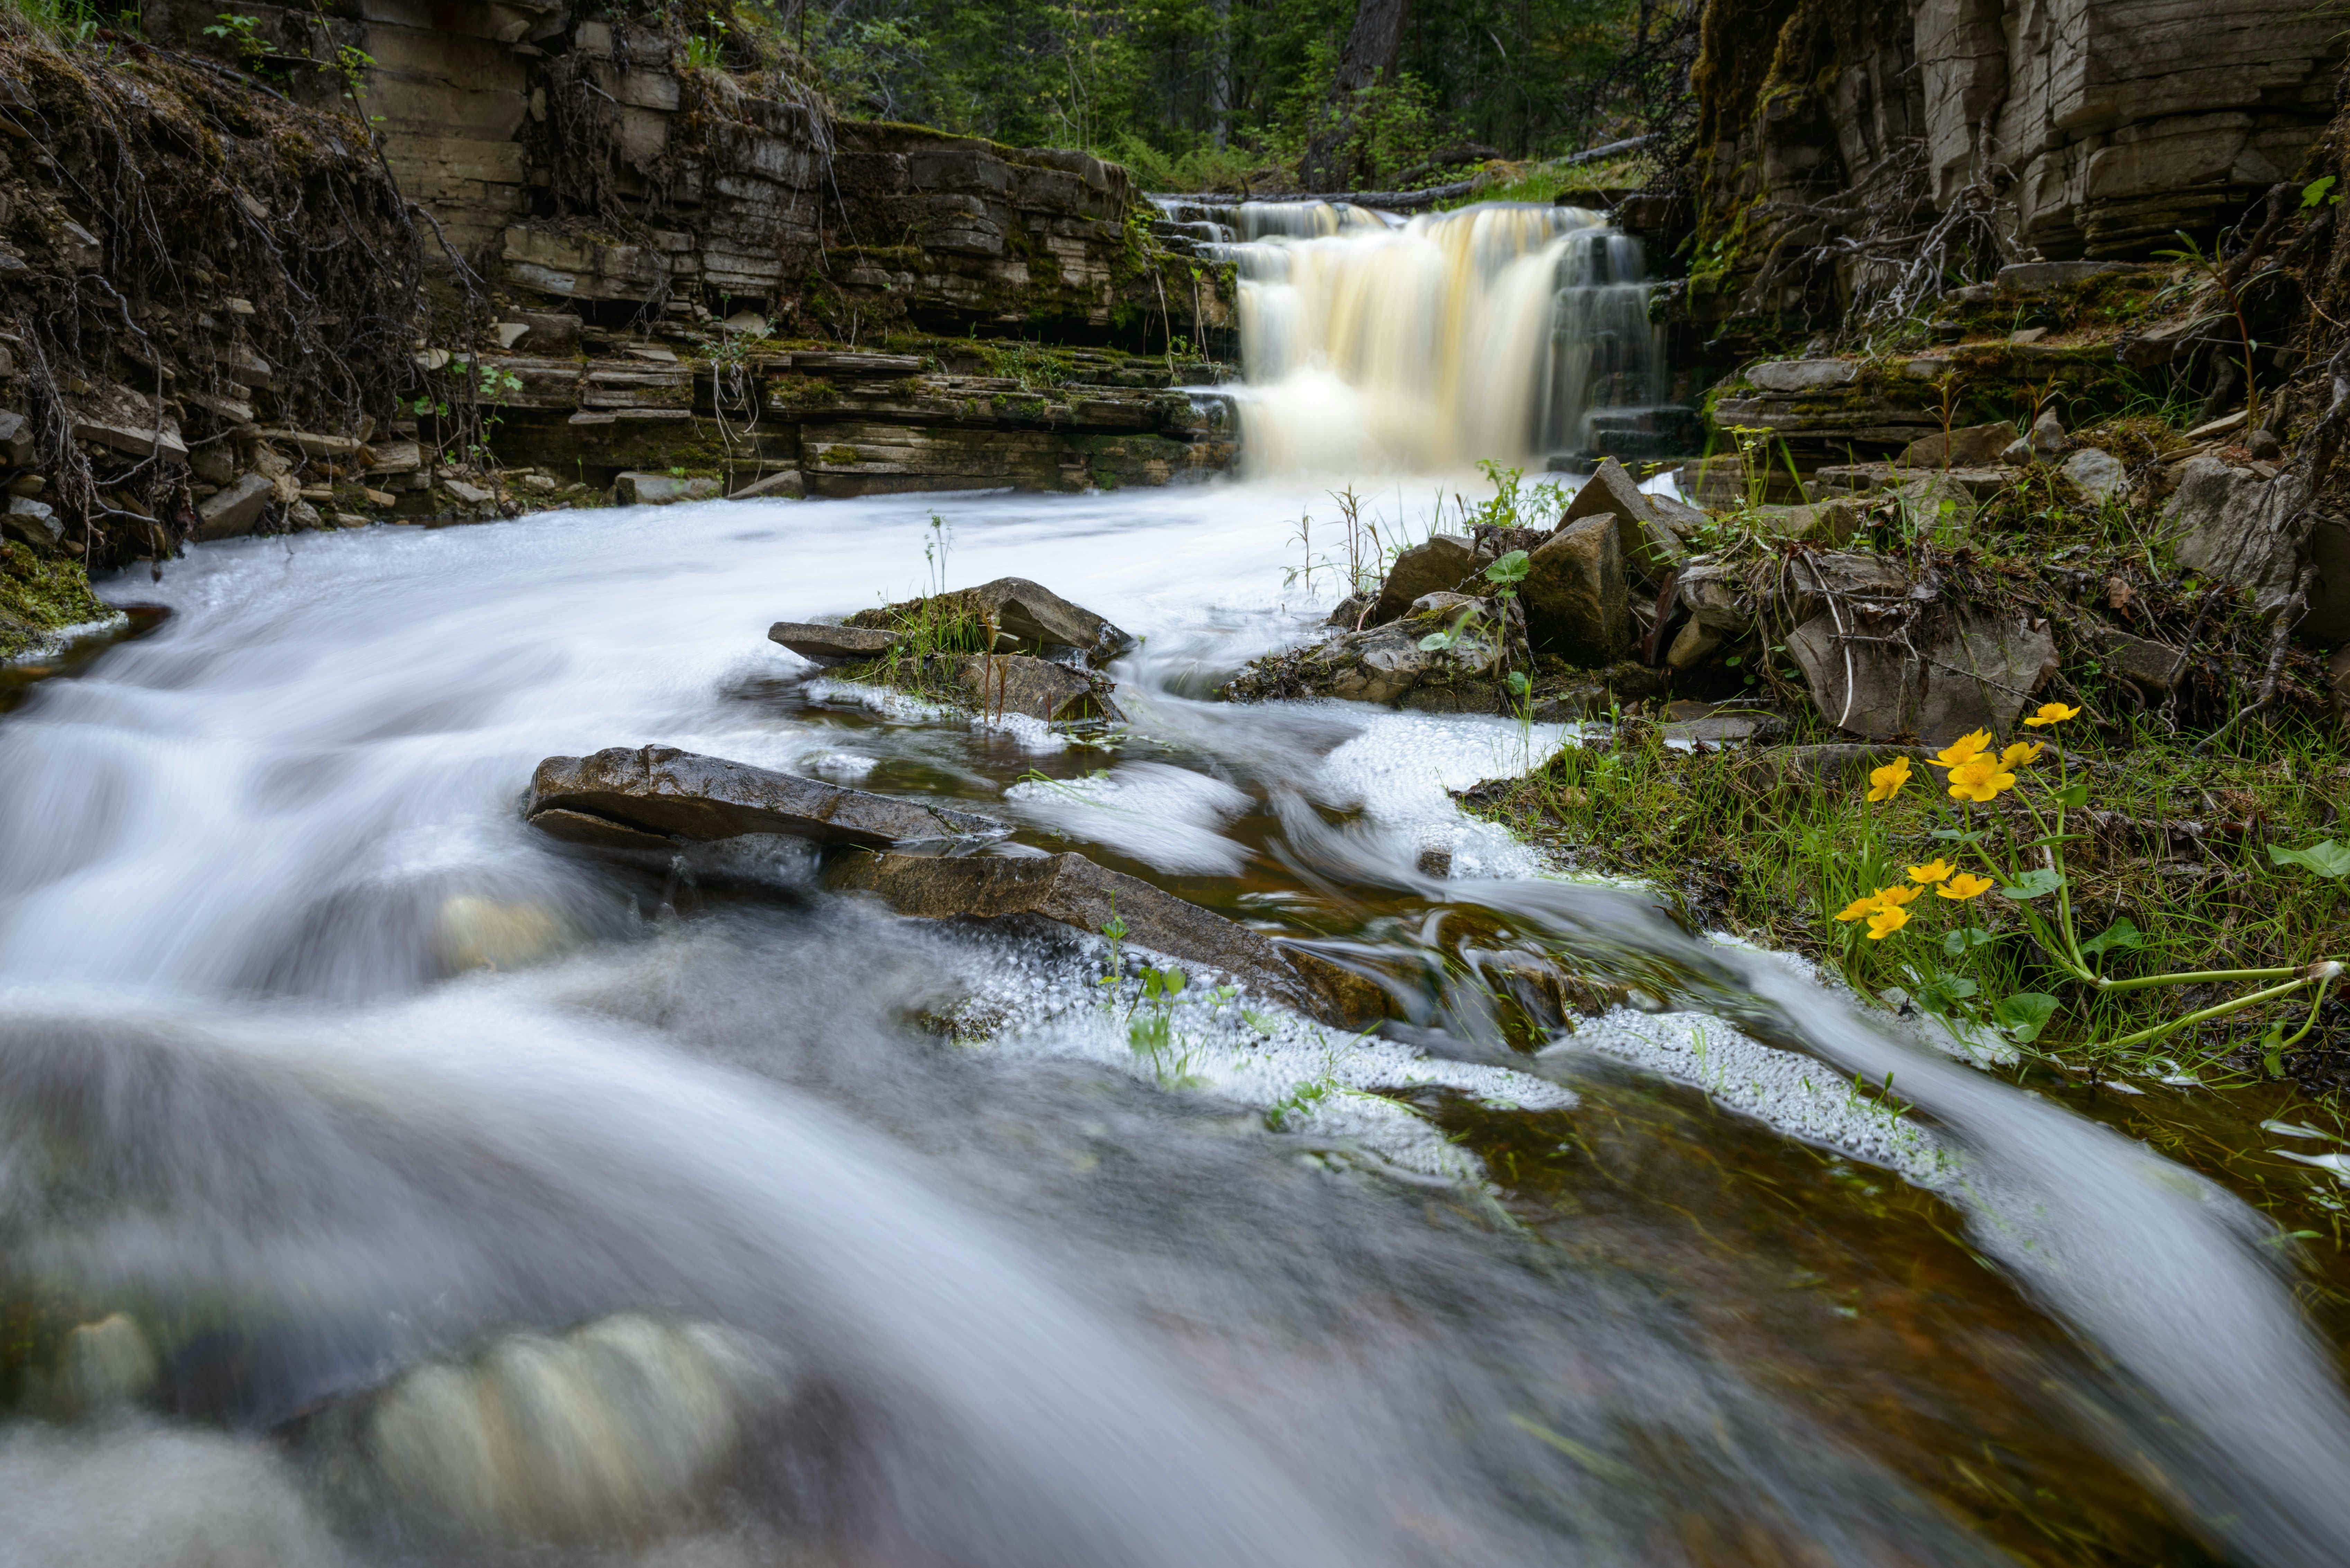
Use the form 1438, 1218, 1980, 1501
826, 849, 1387, 1029
1521, 516, 1627, 666
1786, 607, 2055, 744
2165, 455, 2310, 614
524, 745, 1004, 849
1369, 534, 1476, 624
1561, 456, 1698, 588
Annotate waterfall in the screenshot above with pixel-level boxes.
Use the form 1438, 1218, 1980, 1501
1175, 199, 1667, 475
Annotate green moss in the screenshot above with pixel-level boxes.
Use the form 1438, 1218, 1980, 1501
0, 544, 110, 660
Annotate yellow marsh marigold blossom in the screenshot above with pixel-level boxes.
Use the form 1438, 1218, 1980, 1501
1930, 730, 1994, 769
1937, 872, 1995, 900
1865, 904, 1911, 939
1835, 893, 1883, 922
1875, 883, 1923, 907
1999, 740, 2043, 768
1946, 758, 2018, 803
1906, 858, 1955, 884
1865, 757, 1911, 801
2023, 702, 2080, 728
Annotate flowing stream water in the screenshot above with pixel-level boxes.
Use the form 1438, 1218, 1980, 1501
4, 205, 2350, 1567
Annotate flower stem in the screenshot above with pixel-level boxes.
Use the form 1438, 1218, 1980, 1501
2094, 965, 2311, 995
2102, 975, 2319, 1051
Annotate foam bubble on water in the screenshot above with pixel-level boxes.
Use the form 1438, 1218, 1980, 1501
801, 677, 955, 723
1545, 1008, 1955, 1187
796, 749, 878, 781
927, 921, 1572, 1183
0, 1426, 344, 1567
1003, 762, 1252, 874
1315, 711, 1573, 879
971, 711, 1067, 754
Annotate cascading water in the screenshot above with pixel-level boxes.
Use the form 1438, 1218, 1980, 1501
1, 488, 2348, 1567
1180, 199, 1669, 474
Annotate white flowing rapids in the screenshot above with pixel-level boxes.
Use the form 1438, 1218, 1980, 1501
0, 483, 2344, 1565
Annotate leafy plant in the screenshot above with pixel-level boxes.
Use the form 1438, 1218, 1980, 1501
203, 11, 267, 69
1842, 713, 2343, 1063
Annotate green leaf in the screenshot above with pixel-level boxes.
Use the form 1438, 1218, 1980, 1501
1930, 828, 1988, 844
2269, 839, 2350, 879
1943, 927, 1995, 956
1506, 669, 1531, 695
1993, 992, 2060, 1042
2053, 780, 2089, 809
2000, 868, 2065, 900
1484, 549, 1530, 585
2079, 918, 2144, 958
2304, 175, 2339, 209
1417, 631, 1452, 651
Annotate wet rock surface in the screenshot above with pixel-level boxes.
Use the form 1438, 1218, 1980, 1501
1523, 516, 1628, 664
950, 654, 1126, 723
849, 576, 1135, 665
1370, 534, 1478, 624
768, 621, 903, 663
827, 849, 1388, 1029
526, 745, 1005, 848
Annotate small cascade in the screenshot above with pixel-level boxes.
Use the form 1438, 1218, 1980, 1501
1180, 197, 1681, 475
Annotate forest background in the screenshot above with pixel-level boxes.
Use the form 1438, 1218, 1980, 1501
774, 0, 1686, 193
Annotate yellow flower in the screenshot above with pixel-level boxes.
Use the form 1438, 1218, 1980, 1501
1835, 893, 1883, 922
1875, 883, 1923, 907
1937, 872, 1995, 900
1865, 757, 1911, 801
2022, 702, 2080, 728
1946, 759, 2018, 803
1998, 741, 2043, 768
1930, 730, 1994, 769
1865, 904, 1911, 939
1906, 858, 1955, 884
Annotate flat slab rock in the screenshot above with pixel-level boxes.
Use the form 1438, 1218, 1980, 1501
768, 621, 902, 663
827, 850, 1388, 1030
526, 745, 1004, 849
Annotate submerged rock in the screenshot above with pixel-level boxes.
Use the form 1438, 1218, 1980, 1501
827, 849, 1387, 1029
525, 745, 1004, 848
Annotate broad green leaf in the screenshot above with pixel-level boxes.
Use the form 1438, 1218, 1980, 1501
2053, 780, 2089, 809
1506, 669, 1531, 694
1485, 549, 1531, 584
1943, 927, 1995, 956
2080, 918, 2144, 958
1417, 632, 1452, 651
1993, 992, 2059, 1042
2270, 839, 2350, 879
2305, 175, 2339, 208
2000, 869, 2065, 900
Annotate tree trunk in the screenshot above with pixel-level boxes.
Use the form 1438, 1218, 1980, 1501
1299, 0, 1411, 189
1208, 0, 1232, 151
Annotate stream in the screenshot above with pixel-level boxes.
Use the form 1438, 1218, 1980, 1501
0, 480, 2347, 1566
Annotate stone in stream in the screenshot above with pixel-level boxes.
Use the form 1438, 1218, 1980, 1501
827, 849, 1388, 1030
847, 577, 1134, 666
950, 653, 1124, 723
525, 745, 1004, 849
1369, 534, 1477, 624
1220, 604, 1500, 707
768, 620, 902, 663
1521, 516, 1627, 666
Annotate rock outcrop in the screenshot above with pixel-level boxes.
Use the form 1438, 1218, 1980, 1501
524, 745, 1004, 848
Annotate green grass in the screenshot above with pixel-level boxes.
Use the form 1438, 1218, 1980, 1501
1463, 710, 2348, 1084
1439, 152, 1656, 210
